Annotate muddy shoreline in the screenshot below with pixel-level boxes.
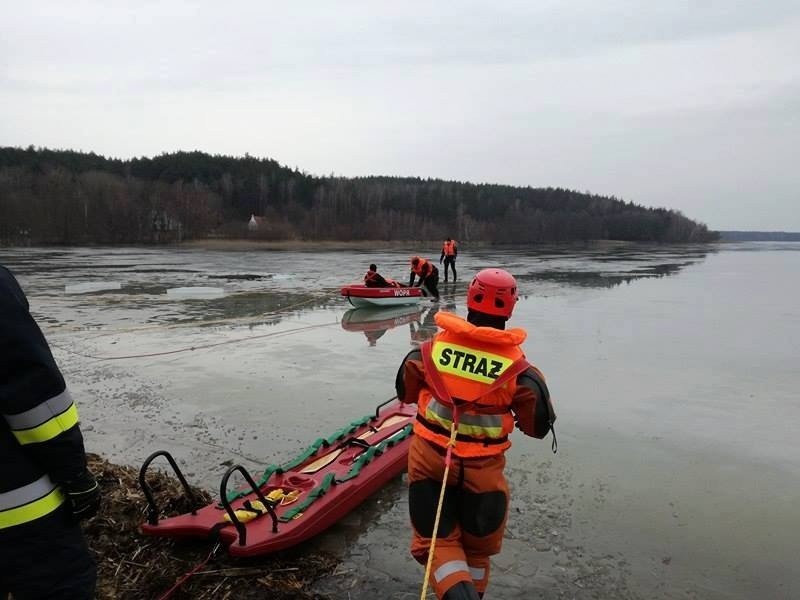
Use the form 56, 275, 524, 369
86, 454, 337, 600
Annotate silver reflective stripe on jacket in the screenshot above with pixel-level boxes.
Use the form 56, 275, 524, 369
3, 389, 74, 429
0, 474, 59, 511
427, 398, 504, 429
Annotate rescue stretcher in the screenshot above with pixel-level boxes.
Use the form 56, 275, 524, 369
138, 399, 415, 557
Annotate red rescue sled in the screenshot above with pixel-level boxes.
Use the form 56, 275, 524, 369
138, 399, 415, 557
340, 284, 424, 308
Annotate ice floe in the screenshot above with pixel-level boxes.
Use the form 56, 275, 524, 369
64, 281, 122, 294
166, 286, 226, 299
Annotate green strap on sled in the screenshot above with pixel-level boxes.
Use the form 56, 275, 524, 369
279, 472, 336, 522
279, 424, 412, 520
226, 415, 375, 502
335, 424, 413, 483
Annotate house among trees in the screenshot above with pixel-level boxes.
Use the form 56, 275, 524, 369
248, 214, 265, 232
152, 210, 183, 243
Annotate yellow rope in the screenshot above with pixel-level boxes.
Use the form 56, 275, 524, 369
420, 421, 458, 600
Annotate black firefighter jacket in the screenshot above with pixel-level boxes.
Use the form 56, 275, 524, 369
0, 266, 89, 531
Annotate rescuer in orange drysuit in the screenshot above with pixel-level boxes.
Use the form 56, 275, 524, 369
440, 238, 458, 282
395, 268, 556, 599
409, 256, 440, 300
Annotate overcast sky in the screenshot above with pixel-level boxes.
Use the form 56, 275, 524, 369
1, 1, 798, 230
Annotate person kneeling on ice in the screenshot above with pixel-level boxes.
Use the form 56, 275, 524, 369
409, 256, 440, 300
395, 268, 557, 600
364, 263, 400, 288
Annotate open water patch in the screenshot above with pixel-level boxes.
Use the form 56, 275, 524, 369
206, 273, 273, 280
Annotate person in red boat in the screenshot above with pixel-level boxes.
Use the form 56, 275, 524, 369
364, 264, 401, 288
395, 268, 556, 600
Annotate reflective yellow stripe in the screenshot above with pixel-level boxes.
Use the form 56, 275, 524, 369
11, 404, 79, 445
3, 389, 74, 430
432, 341, 514, 385
426, 399, 504, 429
0, 487, 65, 529
424, 405, 505, 439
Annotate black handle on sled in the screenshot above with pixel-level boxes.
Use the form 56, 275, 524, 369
373, 395, 398, 420
219, 464, 279, 546
138, 450, 201, 526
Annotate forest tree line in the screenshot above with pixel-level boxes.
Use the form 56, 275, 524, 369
0, 146, 718, 245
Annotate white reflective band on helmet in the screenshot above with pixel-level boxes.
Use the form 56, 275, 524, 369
434, 560, 470, 583
0, 474, 59, 511
469, 566, 486, 581
3, 389, 74, 429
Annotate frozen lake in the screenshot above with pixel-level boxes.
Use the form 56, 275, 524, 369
2, 242, 798, 599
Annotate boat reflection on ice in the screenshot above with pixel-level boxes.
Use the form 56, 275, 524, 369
409, 305, 440, 346
341, 305, 425, 346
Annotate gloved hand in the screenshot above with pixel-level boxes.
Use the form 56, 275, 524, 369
63, 470, 101, 521
439, 258, 443, 264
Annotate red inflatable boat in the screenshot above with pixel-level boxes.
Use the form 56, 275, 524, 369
340, 284, 424, 308
138, 399, 415, 557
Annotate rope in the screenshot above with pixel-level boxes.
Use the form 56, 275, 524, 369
420, 420, 458, 600
41, 292, 336, 337
156, 542, 220, 600
49, 320, 339, 361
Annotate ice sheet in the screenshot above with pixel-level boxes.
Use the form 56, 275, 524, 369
65, 281, 122, 294
166, 286, 226, 299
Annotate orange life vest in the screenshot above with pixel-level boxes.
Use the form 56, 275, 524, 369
411, 257, 430, 277
365, 271, 401, 287
414, 312, 531, 458
442, 240, 457, 256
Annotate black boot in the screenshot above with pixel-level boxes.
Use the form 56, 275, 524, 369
443, 581, 481, 600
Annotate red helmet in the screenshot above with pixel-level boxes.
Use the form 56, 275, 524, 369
467, 268, 518, 318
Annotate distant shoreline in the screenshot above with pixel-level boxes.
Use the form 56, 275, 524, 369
717, 231, 800, 242
178, 238, 635, 251
0, 238, 716, 251
180, 239, 452, 251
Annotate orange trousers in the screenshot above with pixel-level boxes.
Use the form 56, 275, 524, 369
407, 435, 509, 599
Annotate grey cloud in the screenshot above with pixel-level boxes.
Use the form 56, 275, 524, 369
5, 2, 800, 86
1, 0, 798, 229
